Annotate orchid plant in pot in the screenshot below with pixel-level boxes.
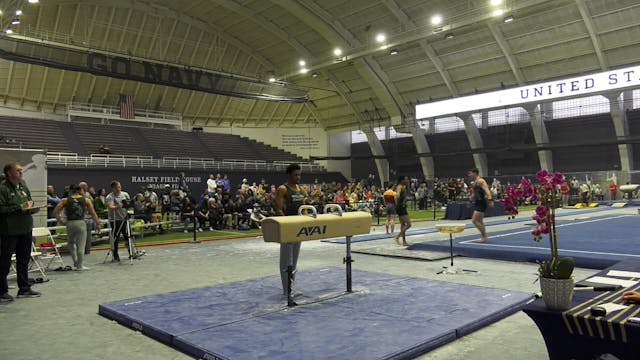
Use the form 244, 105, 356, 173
501, 170, 575, 310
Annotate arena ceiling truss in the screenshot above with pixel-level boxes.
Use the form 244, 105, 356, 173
0, 0, 639, 131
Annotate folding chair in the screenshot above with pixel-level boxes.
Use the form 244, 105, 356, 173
10, 241, 48, 281
32, 227, 66, 270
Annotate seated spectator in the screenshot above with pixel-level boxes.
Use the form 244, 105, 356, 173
196, 199, 210, 232
237, 197, 252, 226
170, 189, 183, 217
208, 198, 224, 230
180, 196, 197, 233
133, 193, 150, 223
223, 198, 239, 229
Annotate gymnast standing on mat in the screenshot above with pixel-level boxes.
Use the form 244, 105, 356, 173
468, 168, 494, 243
275, 163, 307, 297
393, 176, 412, 247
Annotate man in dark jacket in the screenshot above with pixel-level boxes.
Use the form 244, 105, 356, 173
0, 162, 42, 302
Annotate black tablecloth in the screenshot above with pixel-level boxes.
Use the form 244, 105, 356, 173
523, 259, 640, 360
444, 202, 505, 220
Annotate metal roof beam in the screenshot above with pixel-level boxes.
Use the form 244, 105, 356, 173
575, 0, 608, 71
487, 22, 525, 84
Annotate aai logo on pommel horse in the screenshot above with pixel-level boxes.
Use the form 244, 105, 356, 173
297, 225, 327, 237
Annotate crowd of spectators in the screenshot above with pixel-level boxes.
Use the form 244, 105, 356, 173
45, 171, 626, 237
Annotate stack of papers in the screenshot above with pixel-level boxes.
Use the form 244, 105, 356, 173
584, 276, 637, 288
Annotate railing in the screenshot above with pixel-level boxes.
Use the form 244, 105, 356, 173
46, 153, 326, 172
67, 103, 183, 129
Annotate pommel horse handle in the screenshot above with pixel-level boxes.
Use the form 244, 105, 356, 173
323, 204, 343, 216
298, 205, 317, 218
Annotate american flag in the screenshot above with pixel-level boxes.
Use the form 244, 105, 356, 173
119, 94, 135, 119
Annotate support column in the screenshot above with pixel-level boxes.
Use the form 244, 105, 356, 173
481, 111, 489, 129
607, 91, 634, 172
459, 113, 488, 176
364, 128, 390, 185
524, 104, 553, 171
409, 126, 435, 179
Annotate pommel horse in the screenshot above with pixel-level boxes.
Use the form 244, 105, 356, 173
262, 204, 371, 306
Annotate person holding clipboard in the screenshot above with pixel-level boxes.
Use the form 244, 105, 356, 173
0, 162, 42, 302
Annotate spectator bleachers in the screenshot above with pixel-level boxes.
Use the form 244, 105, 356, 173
2, 117, 313, 167
196, 132, 262, 160
143, 128, 214, 159
0, 117, 70, 152
70, 122, 146, 156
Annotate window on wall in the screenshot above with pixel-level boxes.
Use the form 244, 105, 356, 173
633, 89, 640, 109
433, 116, 464, 133
351, 126, 412, 143
487, 107, 529, 126
552, 95, 609, 119
351, 130, 368, 143
417, 114, 482, 133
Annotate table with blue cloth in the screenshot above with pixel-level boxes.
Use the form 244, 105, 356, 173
523, 259, 640, 360
443, 201, 504, 220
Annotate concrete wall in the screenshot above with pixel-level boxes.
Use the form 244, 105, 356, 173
325, 131, 352, 180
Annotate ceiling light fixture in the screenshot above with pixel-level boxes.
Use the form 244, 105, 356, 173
299, 68, 309, 74
15, 9, 22, 15
28, 0, 40, 3
445, 33, 454, 39
380, 44, 389, 50
298, 60, 306, 67
375, 33, 386, 43
333, 48, 342, 56
492, 9, 504, 17
389, 49, 399, 55
503, 15, 514, 23
431, 15, 442, 25
11, 19, 20, 25
5, 29, 13, 34
311, 72, 319, 78
268, 76, 276, 83
432, 27, 444, 34
490, 0, 503, 5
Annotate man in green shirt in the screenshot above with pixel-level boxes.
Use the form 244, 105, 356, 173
0, 162, 41, 302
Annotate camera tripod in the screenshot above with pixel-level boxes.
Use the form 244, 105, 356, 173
103, 217, 145, 265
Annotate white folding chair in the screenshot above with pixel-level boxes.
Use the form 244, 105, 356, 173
10, 241, 48, 281
32, 227, 66, 270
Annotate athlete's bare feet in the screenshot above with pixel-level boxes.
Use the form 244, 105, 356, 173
474, 237, 488, 243
402, 241, 411, 247
393, 234, 401, 245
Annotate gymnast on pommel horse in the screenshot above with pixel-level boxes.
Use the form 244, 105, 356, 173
274, 163, 307, 301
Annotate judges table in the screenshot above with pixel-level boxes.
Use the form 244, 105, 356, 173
523, 259, 640, 360
444, 201, 504, 220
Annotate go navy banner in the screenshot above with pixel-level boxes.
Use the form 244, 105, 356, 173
0, 35, 308, 103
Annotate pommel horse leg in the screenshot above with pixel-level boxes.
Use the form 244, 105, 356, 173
344, 236, 353, 293
286, 265, 297, 307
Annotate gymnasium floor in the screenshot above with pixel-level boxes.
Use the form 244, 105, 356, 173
1, 207, 635, 359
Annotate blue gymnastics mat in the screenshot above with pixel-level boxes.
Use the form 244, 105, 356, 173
409, 214, 640, 269
99, 268, 533, 360
321, 207, 616, 245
